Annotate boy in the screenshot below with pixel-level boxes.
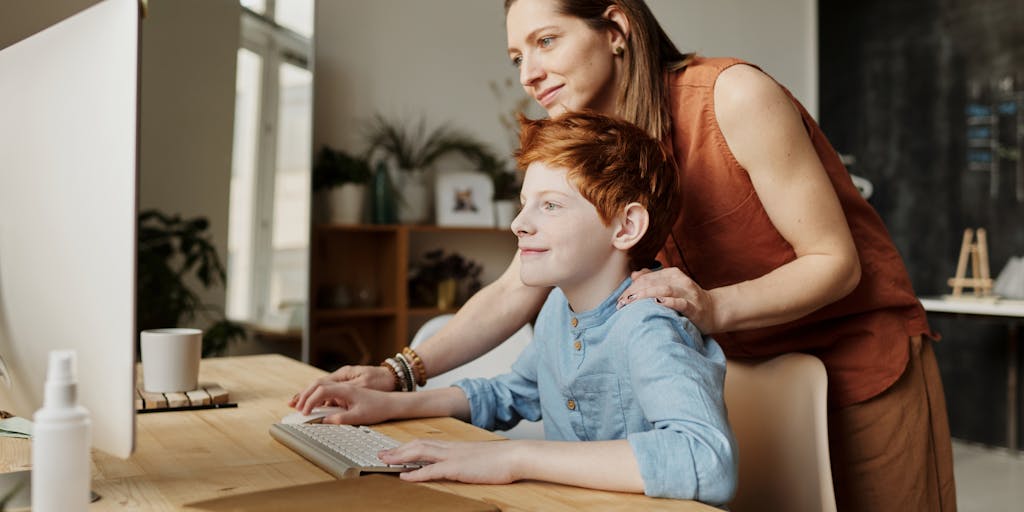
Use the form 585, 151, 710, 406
293, 112, 737, 504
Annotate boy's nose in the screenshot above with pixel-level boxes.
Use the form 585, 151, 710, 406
510, 208, 532, 237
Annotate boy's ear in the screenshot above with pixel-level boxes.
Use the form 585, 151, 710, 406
612, 202, 648, 251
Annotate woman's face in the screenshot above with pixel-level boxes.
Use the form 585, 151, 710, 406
506, 0, 622, 117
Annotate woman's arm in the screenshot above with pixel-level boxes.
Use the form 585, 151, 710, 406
415, 252, 550, 378
290, 252, 551, 396
620, 64, 860, 333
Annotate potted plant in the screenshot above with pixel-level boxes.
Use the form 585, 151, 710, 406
408, 249, 483, 310
455, 144, 521, 227
365, 114, 495, 224
137, 210, 247, 357
313, 145, 372, 224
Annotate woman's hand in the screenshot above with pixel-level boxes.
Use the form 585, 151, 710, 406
291, 381, 397, 425
617, 267, 722, 333
288, 364, 394, 409
380, 439, 523, 484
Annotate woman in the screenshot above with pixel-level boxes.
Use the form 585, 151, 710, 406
294, 1, 955, 510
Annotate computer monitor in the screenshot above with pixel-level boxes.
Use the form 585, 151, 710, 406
0, 0, 139, 459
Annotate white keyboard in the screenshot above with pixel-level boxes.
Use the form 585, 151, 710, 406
270, 423, 425, 479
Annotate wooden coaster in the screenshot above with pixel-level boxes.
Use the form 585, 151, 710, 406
136, 382, 230, 411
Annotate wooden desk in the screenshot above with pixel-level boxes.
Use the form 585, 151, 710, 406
920, 297, 1024, 450
1, 355, 713, 511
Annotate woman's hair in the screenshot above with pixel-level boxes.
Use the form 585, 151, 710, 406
505, 0, 693, 141
516, 111, 679, 271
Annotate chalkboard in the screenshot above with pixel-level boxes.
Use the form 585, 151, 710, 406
820, 0, 1024, 448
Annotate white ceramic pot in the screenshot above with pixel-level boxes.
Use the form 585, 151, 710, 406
396, 170, 431, 224
326, 183, 366, 224
493, 199, 518, 229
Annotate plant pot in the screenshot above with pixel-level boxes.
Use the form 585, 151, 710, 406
437, 278, 458, 310
326, 183, 366, 224
493, 199, 518, 229
396, 169, 431, 224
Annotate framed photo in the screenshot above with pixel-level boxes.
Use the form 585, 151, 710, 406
435, 171, 494, 227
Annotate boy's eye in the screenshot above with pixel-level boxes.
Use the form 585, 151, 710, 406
543, 201, 559, 211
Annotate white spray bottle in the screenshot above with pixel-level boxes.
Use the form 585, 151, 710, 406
32, 350, 91, 511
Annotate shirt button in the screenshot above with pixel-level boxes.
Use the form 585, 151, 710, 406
567, 399, 576, 410
571, 317, 578, 328
573, 340, 582, 351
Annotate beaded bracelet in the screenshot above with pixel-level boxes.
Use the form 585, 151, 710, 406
394, 353, 417, 392
382, 357, 409, 392
380, 360, 402, 391
401, 347, 427, 387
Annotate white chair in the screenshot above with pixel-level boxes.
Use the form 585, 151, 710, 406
725, 353, 837, 512
410, 314, 545, 440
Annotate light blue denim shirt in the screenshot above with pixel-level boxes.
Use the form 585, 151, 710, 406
454, 278, 737, 504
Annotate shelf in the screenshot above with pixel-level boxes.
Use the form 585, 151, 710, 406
314, 307, 398, 320
408, 307, 458, 317
316, 223, 510, 235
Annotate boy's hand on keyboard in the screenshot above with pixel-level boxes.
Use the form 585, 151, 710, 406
379, 439, 522, 485
292, 382, 396, 426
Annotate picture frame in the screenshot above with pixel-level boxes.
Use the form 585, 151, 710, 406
434, 171, 495, 227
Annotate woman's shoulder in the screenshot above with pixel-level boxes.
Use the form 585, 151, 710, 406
671, 56, 754, 88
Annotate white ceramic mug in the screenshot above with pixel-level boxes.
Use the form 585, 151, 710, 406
140, 328, 202, 393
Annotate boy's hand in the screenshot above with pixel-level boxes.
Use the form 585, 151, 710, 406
292, 382, 396, 426
617, 267, 721, 333
379, 439, 523, 484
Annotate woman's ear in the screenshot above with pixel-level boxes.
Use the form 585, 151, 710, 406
602, 5, 630, 49
612, 202, 648, 251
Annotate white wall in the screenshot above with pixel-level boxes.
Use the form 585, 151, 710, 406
314, 0, 818, 159
139, 0, 240, 315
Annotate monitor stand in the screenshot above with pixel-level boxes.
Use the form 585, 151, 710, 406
0, 470, 101, 509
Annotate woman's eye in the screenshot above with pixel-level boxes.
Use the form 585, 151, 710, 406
539, 36, 554, 48
511, 55, 522, 68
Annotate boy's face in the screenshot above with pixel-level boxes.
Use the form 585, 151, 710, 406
511, 162, 619, 290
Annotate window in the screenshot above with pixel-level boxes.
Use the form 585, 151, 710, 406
227, 0, 312, 332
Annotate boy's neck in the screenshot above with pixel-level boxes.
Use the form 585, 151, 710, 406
561, 255, 631, 313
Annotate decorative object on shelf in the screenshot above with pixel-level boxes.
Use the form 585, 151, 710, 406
312, 146, 372, 224
408, 249, 482, 309
434, 171, 495, 227
994, 256, 1024, 300
365, 114, 494, 224
946, 227, 994, 299
137, 210, 247, 357
370, 160, 398, 224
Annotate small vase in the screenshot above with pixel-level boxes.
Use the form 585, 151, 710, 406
436, 278, 457, 310
371, 161, 398, 224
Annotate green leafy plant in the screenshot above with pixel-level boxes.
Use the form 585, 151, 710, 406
408, 249, 483, 308
137, 210, 246, 357
312, 145, 372, 191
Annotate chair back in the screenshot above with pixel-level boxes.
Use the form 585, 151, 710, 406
410, 315, 544, 439
725, 353, 837, 512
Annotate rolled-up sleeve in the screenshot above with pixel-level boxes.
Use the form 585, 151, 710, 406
624, 309, 737, 504
453, 338, 543, 432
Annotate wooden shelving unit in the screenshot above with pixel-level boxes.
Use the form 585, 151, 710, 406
308, 223, 516, 370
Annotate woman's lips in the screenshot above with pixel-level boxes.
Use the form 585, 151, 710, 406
536, 85, 564, 108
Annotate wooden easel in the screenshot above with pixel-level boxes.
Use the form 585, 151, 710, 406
947, 228, 994, 297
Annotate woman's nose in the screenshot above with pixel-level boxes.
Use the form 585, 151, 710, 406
519, 55, 544, 88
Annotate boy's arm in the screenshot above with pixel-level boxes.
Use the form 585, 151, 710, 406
623, 308, 737, 504
452, 327, 544, 431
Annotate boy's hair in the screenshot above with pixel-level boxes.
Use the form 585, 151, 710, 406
516, 111, 679, 271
